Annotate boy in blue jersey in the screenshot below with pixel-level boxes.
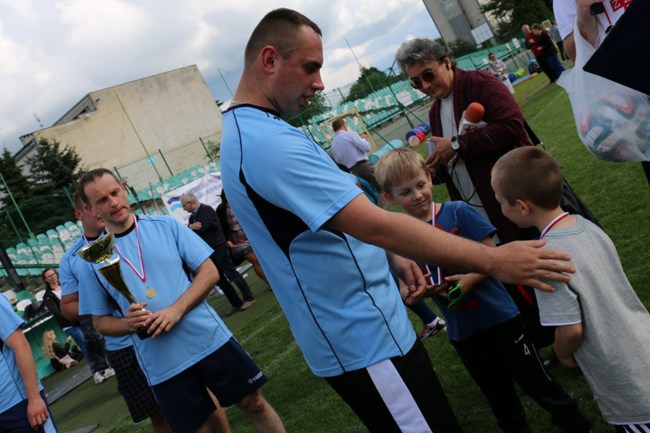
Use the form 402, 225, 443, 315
0, 295, 57, 433
376, 148, 591, 433
221, 8, 578, 433
76, 168, 284, 433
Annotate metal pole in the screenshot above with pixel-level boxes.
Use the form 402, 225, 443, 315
199, 137, 215, 163
0, 170, 34, 238
217, 68, 234, 98
158, 149, 173, 177
115, 93, 163, 182
345, 37, 376, 93
4, 208, 24, 244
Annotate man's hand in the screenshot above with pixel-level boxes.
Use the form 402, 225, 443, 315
125, 303, 152, 332
425, 136, 455, 172
388, 255, 426, 305
189, 222, 202, 230
489, 240, 575, 292
576, 0, 602, 47
143, 305, 184, 338
27, 396, 49, 430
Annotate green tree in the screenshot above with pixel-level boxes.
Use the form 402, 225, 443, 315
27, 138, 83, 193
344, 67, 400, 103
0, 148, 33, 207
482, 0, 552, 39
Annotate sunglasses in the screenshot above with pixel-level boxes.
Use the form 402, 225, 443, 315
409, 63, 444, 89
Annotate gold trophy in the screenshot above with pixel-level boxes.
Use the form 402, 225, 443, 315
78, 232, 150, 339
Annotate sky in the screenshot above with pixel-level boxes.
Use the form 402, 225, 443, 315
0, 0, 441, 154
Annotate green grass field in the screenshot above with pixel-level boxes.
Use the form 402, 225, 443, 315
47, 72, 650, 433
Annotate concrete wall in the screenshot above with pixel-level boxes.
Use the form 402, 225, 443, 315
422, 0, 492, 45
22, 65, 221, 190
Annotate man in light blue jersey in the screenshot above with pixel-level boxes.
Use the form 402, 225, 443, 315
59, 192, 173, 432
0, 295, 57, 433
220, 8, 577, 433
76, 169, 284, 433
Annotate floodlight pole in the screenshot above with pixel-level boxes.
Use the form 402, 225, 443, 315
0, 170, 34, 238
345, 38, 376, 93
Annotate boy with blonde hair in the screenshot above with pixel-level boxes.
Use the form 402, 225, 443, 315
376, 147, 591, 433
491, 146, 650, 432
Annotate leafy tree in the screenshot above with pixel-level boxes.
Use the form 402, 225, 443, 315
344, 67, 400, 103
448, 39, 477, 57
27, 138, 83, 193
482, 0, 552, 38
0, 148, 32, 207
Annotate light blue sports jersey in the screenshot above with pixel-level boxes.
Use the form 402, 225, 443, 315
221, 105, 416, 377
60, 236, 131, 351
0, 295, 44, 413
78, 215, 232, 385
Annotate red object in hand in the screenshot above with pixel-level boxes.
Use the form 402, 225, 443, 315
464, 102, 485, 123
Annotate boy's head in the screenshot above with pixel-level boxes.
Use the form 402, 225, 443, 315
491, 147, 564, 226
376, 148, 433, 220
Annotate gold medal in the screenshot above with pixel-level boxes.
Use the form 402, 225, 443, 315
145, 287, 157, 299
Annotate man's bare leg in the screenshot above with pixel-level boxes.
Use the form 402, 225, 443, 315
236, 391, 285, 433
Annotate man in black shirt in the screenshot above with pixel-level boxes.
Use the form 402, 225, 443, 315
181, 194, 256, 315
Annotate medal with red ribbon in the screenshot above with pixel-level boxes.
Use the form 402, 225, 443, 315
113, 217, 157, 299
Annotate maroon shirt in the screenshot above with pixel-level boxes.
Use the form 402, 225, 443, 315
428, 68, 538, 244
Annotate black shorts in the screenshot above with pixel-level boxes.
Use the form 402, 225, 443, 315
106, 346, 160, 423
325, 339, 463, 433
152, 337, 268, 433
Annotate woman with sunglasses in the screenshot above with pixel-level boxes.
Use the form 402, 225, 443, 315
395, 38, 536, 246
395, 39, 556, 351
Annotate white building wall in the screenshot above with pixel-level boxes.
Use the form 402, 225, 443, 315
19, 65, 221, 191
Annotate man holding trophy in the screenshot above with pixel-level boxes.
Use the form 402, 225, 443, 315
75, 168, 285, 433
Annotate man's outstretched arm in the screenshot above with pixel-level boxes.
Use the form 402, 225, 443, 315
328, 195, 574, 292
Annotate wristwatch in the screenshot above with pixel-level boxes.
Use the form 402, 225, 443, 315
450, 136, 460, 152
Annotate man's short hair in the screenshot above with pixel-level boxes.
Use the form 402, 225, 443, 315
77, 168, 121, 204
375, 148, 428, 193
244, 8, 322, 67
532, 23, 542, 31
522, 24, 530, 32
492, 147, 563, 209
395, 38, 454, 74
332, 118, 345, 132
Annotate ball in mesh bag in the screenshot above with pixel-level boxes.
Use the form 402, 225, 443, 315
578, 92, 650, 162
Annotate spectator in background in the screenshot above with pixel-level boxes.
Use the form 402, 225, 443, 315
216, 189, 270, 287
41, 269, 87, 358
486, 52, 515, 94
330, 118, 380, 191
532, 23, 565, 82
523, 24, 555, 84
1, 294, 58, 433
42, 330, 82, 371
549, 20, 568, 61
181, 193, 256, 315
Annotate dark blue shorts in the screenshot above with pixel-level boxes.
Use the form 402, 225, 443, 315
0, 392, 57, 433
152, 337, 268, 433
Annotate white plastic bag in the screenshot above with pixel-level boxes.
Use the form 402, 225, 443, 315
558, 23, 650, 162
